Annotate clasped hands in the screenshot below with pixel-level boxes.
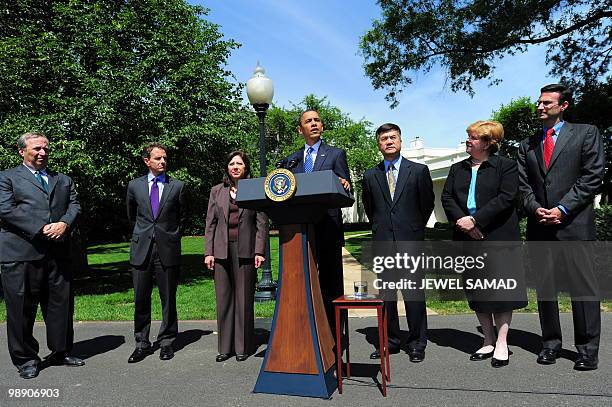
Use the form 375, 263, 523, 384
535, 207, 564, 225
204, 254, 265, 270
42, 222, 68, 241
456, 216, 484, 240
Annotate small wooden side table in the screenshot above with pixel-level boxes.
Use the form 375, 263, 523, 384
333, 295, 390, 397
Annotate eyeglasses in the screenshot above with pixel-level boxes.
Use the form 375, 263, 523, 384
535, 100, 558, 108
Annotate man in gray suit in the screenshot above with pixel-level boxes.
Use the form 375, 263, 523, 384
518, 83, 605, 370
0, 132, 83, 379
126, 142, 187, 363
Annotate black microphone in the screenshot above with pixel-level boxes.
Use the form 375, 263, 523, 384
287, 157, 300, 170
276, 158, 288, 169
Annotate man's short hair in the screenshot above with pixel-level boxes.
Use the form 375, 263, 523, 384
540, 83, 573, 106
17, 132, 48, 150
142, 142, 168, 159
297, 109, 321, 126
375, 123, 402, 141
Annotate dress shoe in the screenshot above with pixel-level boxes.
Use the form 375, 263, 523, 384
408, 349, 425, 363
49, 354, 85, 367
18, 364, 39, 379
236, 354, 249, 362
128, 347, 153, 363
536, 349, 558, 365
216, 353, 232, 362
370, 347, 400, 359
574, 355, 598, 371
159, 345, 174, 360
491, 357, 509, 368
470, 350, 494, 361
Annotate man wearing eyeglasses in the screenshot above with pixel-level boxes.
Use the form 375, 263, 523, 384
517, 83, 605, 370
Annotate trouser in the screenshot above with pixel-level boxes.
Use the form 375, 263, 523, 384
214, 242, 256, 355
1, 258, 74, 368
132, 241, 179, 348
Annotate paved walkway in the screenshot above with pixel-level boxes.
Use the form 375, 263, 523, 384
1, 314, 610, 407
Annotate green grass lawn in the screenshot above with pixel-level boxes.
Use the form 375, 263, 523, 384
0, 230, 609, 321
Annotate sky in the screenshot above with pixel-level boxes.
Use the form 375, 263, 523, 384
196, 0, 555, 148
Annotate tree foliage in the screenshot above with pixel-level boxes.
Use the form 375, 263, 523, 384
360, 0, 611, 107
0, 0, 250, 242
490, 97, 539, 158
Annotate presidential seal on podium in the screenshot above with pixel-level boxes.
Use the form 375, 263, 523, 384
264, 169, 296, 202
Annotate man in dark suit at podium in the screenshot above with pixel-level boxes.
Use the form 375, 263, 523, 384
0, 132, 83, 379
362, 123, 434, 362
285, 109, 351, 333
126, 142, 187, 363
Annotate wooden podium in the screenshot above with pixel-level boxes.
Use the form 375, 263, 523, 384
236, 170, 354, 398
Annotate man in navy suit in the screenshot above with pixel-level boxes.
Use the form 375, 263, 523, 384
0, 132, 83, 379
362, 123, 434, 362
518, 83, 605, 370
285, 110, 351, 333
126, 142, 187, 363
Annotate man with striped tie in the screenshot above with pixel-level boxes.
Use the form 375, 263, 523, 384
0, 132, 83, 379
362, 123, 434, 362
284, 110, 351, 335
126, 142, 187, 363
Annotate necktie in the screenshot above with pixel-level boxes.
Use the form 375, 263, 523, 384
387, 164, 396, 199
304, 147, 314, 173
34, 171, 48, 193
150, 177, 159, 218
543, 128, 554, 168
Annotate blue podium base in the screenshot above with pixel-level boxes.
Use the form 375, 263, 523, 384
253, 366, 337, 399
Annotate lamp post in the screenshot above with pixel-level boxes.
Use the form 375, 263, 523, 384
246, 63, 277, 302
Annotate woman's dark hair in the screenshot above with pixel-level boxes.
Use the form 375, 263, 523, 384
223, 150, 251, 186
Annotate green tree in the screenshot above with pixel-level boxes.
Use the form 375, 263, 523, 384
0, 0, 248, 242
491, 97, 540, 158
360, 1, 611, 107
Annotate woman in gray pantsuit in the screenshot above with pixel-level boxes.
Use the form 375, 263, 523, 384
204, 151, 268, 362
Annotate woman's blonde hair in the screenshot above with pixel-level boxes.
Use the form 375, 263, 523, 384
466, 120, 504, 154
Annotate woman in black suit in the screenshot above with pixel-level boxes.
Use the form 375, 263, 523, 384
204, 151, 268, 362
442, 121, 527, 367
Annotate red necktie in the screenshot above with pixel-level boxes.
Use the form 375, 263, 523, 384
543, 128, 554, 168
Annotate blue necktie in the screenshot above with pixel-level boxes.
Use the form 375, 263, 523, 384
304, 147, 314, 173
34, 171, 48, 193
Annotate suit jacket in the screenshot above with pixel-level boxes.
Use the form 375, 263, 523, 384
204, 182, 268, 259
0, 165, 80, 262
127, 174, 187, 267
441, 155, 520, 241
362, 157, 434, 241
517, 122, 605, 240
285, 141, 351, 245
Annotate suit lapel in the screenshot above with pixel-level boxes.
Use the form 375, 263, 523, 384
313, 142, 329, 172
16, 165, 47, 195
373, 161, 393, 207
47, 171, 58, 195
220, 185, 230, 221
293, 148, 305, 173
139, 176, 154, 219
548, 122, 572, 171
157, 176, 174, 218
532, 134, 546, 175
391, 158, 412, 208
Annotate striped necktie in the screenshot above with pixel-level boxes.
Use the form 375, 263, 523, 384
304, 147, 314, 173
387, 164, 396, 199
